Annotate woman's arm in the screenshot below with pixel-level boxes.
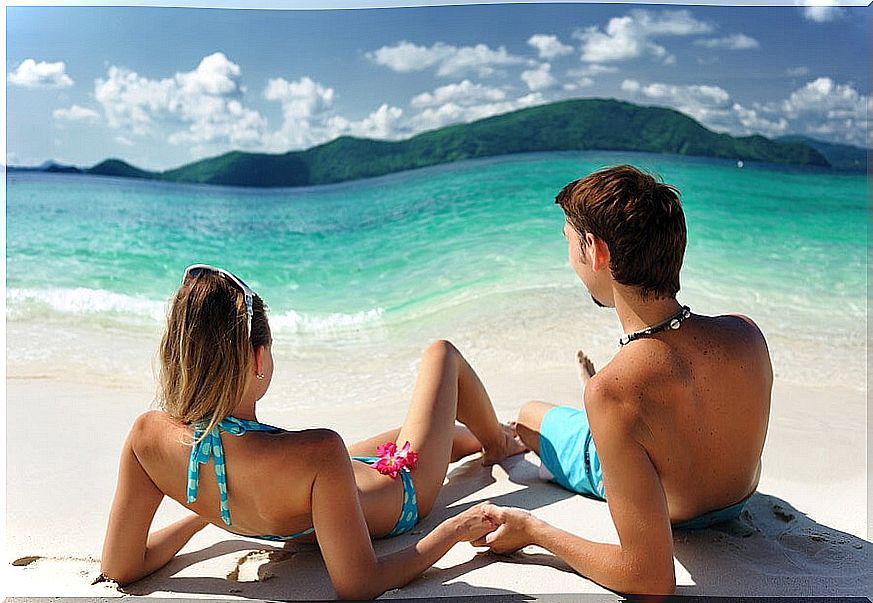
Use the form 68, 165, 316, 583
305, 430, 494, 600
100, 415, 209, 585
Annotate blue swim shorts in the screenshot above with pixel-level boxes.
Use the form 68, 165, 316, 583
539, 405, 606, 500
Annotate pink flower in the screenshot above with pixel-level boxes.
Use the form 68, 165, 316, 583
396, 441, 418, 470
376, 442, 397, 458
374, 440, 418, 478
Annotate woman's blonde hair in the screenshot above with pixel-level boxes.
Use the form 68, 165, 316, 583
157, 270, 271, 441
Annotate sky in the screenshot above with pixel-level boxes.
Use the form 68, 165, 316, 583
5, 2, 871, 170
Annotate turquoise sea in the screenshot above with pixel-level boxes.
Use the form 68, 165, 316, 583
5, 151, 868, 394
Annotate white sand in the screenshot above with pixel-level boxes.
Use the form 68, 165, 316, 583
3, 358, 870, 599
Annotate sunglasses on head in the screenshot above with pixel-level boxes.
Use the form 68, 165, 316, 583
183, 264, 254, 333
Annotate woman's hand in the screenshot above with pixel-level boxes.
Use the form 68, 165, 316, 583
471, 504, 537, 554
448, 502, 499, 542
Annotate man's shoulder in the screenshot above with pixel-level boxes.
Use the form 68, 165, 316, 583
584, 361, 651, 423
585, 342, 688, 415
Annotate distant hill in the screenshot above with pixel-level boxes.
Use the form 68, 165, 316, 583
89, 158, 155, 179
775, 135, 867, 172
15, 98, 836, 188
8, 160, 83, 174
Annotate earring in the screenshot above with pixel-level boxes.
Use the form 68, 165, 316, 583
256, 373, 265, 380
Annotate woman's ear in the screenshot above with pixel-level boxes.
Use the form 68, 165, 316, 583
253, 345, 265, 376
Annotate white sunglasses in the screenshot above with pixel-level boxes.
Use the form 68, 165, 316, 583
183, 264, 254, 334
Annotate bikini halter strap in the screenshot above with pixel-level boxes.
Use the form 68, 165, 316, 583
186, 415, 283, 526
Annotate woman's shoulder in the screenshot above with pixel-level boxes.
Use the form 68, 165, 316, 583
125, 410, 190, 460
129, 409, 179, 435
262, 427, 347, 459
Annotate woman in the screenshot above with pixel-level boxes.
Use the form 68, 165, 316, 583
100, 264, 525, 599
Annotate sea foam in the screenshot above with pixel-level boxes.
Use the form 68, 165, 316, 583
6, 287, 167, 322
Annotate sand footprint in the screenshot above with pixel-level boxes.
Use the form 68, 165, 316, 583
226, 550, 292, 583
12, 556, 42, 567
771, 503, 796, 523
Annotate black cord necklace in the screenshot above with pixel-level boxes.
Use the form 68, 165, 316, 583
619, 305, 691, 346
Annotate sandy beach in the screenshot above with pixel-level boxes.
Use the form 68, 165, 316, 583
4, 350, 870, 599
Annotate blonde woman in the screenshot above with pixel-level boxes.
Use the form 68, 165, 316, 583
100, 264, 525, 599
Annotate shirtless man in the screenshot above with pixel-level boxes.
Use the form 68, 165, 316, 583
476, 165, 773, 595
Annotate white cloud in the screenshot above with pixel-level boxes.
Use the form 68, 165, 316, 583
53, 104, 100, 123
325, 104, 405, 140
563, 78, 594, 92
264, 77, 335, 118
563, 65, 615, 91
527, 34, 574, 59
694, 34, 760, 50
411, 80, 506, 108
365, 41, 453, 72
367, 41, 528, 77
8, 59, 74, 88
567, 64, 618, 78
263, 76, 407, 149
353, 104, 404, 139
621, 78, 733, 128
261, 76, 341, 149
95, 52, 268, 150
114, 135, 134, 146
624, 75, 869, 147
795, 0, 845, 22
407, 80, 546, 133
787, 66, 811, 77
521, 63, 557, 91
779, 77, 865, 119
621, 79, 641, 93
765, 77, 869, 146
407, 92, 546, 133
731, 103, 788, 136
574, 9, 712, 64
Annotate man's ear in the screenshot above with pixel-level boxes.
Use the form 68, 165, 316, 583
586, 233, 610, 272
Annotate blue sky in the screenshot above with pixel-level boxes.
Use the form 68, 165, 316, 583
6, 2, 871, 170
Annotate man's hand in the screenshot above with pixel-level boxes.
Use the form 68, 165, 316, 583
470, 504, 536, 554
449, 502, 500, 542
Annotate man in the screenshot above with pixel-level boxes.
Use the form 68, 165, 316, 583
476, 165, 773, 595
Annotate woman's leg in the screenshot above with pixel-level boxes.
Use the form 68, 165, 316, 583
349, 425, 482, 464
376, 340, 525, 518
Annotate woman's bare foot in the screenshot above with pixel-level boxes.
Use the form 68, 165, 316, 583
481, 422, 528, 466
577, 350, 596, 387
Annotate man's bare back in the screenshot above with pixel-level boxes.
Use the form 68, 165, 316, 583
582, 312, 772, 523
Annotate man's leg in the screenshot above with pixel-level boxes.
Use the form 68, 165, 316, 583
515, 401, 557, 456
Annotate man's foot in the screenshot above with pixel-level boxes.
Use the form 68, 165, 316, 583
577, 350, 596, 386
481, 422, 528, 466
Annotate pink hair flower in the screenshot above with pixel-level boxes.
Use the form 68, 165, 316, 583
374, 441, 418, 478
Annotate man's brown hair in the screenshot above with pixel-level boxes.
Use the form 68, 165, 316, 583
556, 164, 686, 300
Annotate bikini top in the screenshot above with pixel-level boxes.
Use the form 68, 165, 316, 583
187, 415, 410, 541
187, 415, 314, 541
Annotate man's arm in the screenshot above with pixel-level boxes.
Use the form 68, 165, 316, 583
480, 382, 676, 595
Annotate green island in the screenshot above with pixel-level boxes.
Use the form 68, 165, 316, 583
16, 98, 867, 188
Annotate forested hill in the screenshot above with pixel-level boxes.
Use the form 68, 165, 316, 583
775, 135, 867, 172
20, 98, 837, 188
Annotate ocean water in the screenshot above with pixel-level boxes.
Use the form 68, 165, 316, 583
5, 151, 867, 402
